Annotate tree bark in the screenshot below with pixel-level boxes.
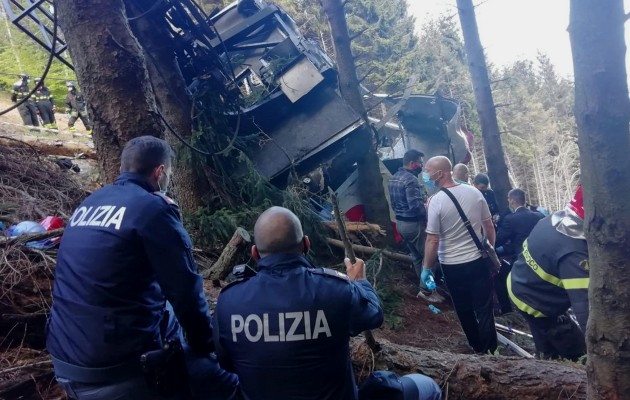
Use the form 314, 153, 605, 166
56, 0, 165, 182
201, 227, 251, 280
568, 1, 630, 398
456, 0, 511, 214
351, 337, 587, 400
320, 0, 393, 240
126, 0, 211, 213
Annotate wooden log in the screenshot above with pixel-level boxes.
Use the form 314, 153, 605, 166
351, 337, 587, 399
323, 221, 386, 235
201, 228, 251, 280
326, 238, 412, 264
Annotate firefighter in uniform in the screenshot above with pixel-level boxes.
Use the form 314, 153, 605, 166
47, 136, 238, 399
508, 185, 588, 360
11, 73, 39, 127
65, 81, 93, 133
34, 77, 57, 129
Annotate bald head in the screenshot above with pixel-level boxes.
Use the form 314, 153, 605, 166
253, 207, 304, 257
452, 163, 469, 182
424, 156, 454, 188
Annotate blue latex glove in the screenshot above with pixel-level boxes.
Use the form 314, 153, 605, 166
420, 267, 436, 291
496, 246, 505, 255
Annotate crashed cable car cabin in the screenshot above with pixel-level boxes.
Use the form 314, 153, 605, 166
5, 0, 472, 220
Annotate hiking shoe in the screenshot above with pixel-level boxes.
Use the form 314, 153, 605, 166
417, 288, 445, 303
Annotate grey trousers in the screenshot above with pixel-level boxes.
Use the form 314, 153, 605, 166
396, 219, 426, 282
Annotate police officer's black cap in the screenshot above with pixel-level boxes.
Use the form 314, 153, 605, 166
358, 371, 419, 400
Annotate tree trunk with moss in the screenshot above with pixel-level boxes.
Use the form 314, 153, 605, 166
569, 0, 630, 398
56, 0, 164, 183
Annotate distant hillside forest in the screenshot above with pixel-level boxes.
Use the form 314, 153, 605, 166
0, 0, 578, 210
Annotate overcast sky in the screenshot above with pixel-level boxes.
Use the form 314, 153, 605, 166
408, 0, 630, 79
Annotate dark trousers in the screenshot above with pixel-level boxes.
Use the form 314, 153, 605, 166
69, 110, 92, 130
494, 259, 513, 314
36, 101, 56, 125
521, 312, 586, 361
18, 101, 39, 126
442, 258, 497, 353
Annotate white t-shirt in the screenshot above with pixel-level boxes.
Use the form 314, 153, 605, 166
426, 184, 492, 265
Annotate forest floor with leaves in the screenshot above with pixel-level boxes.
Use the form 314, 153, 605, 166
0, 114, 543, 399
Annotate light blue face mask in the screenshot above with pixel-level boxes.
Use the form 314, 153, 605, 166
422, 172, 437, 190
157, 170, 169, 195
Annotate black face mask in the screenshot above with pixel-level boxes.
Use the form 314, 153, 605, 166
410, 165, 423, 176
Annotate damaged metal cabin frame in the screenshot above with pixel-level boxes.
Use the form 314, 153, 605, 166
4, 0, 472, 208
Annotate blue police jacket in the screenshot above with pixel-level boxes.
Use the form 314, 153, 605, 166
46, 172, 213, 368
213, 253, 384, 400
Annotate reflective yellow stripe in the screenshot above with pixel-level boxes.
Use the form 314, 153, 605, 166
507, 272, 546, 317
522, 240, 562, 286
562, 277, 589, 289
522, 240, 589, 290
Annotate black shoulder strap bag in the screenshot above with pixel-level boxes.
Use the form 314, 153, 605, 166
440, 187, 501, 276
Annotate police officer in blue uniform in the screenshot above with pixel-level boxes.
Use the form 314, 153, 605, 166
214, 206, 383, 400
46, 136, 238, 399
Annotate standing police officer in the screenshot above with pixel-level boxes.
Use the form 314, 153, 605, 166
11, 73, 39, 127
34, 77, 57, 129
47, 136, 238, 399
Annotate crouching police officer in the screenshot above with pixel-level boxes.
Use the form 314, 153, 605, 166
213, 207, 442, 400
46, 136, 238, 399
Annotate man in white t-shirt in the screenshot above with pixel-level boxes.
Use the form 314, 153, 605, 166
421, 156, 497, 354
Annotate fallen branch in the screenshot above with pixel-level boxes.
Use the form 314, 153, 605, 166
351, 337, 586, 399
0, 228, 64, 248
201, 227, 251, 281
0, 360, 52, 376
323, 221, 385, 236
327, 238, 412, 264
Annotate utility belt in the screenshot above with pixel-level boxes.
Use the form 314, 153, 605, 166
52, 356, 143, 384
52, 310, 191, 398
52, 340, 190, 398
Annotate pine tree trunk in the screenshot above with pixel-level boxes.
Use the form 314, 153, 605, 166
569, 1, 630, 398
126, 0, 210, 213
456, 0, 511, 214
56, 0, 165, 182
320, 0, 393, 238
351, 338, 587, 400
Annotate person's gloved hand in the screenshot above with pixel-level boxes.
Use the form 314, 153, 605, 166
496, 246, 505, 255
420, 267, 435, 291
